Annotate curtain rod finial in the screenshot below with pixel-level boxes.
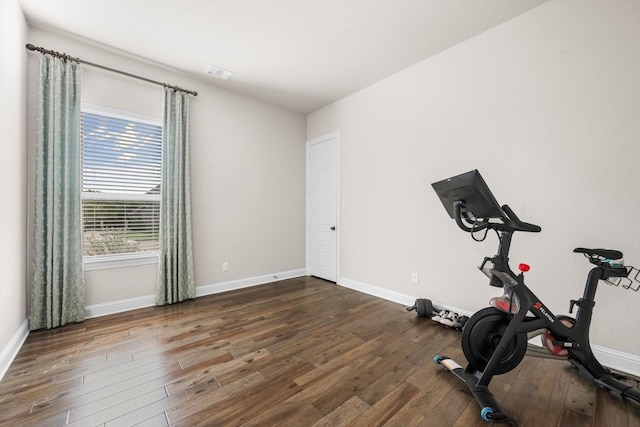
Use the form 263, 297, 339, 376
26, 43, 37, 51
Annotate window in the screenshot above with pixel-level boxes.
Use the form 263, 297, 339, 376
81, 104, 162, 269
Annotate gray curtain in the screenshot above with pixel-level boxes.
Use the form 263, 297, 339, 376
30, 56, 85, 330
156, 88, 195, 304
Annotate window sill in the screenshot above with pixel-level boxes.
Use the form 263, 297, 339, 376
84, 252, 159, 271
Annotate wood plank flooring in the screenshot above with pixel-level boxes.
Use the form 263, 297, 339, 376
1, 276, 639, 426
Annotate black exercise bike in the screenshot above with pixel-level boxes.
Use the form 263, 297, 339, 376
431, 170, 640, 422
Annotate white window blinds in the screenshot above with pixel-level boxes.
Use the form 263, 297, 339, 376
81, 109, 162, 257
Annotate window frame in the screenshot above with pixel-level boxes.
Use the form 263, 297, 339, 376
80, 102, 162, 271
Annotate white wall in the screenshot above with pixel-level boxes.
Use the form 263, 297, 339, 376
308, 0, 640, 355
0, 0, 29, 378
25, 28, 307, 310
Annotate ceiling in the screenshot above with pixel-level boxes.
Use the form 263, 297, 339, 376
18, 0, 548, 114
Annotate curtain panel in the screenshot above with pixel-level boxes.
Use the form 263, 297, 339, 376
156, 88, 196, 305
30, 56, 85, 330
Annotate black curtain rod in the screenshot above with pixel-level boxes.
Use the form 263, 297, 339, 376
26, 43, 198, 97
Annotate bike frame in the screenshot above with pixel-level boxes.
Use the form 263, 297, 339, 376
473, 229, 623, 388
451, 221, 640, 420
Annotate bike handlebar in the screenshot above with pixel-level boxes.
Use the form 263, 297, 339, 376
501, 205, 542, 233
453, 200, 541, 234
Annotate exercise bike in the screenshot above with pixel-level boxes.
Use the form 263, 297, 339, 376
430, 170, 640, 422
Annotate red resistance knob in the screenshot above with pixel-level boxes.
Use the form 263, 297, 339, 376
519, 263, 531, 272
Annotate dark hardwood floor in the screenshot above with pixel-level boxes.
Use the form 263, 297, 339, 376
1, 276, 639, 426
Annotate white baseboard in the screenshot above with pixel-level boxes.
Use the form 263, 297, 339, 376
85, 294, 157, 318
337, 276, 640, 377
338, 277, 416, 307
593, 345, 640, 377
84, 268, 307, 318
196, 268, 307, 298
0, 319, 29, 382
338, 277, 474, 317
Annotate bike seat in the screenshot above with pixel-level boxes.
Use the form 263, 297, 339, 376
573, 247, 623, 260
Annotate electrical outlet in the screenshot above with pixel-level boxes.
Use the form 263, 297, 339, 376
411, 273, 419, 284
222, 261, 229, 271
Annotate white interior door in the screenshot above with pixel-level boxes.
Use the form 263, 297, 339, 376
307, 132, 339, 282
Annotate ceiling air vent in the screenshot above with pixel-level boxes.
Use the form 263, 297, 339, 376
204, 64, 233, 80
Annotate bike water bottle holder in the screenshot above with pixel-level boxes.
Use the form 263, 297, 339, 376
604, 265, 640, 291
